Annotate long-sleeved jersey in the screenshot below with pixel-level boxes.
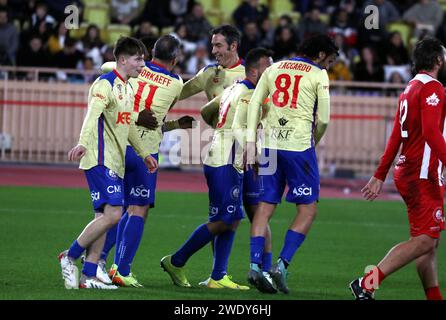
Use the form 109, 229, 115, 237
246, 57, 330, 152
180, 59, 245, 101
78, 70, 150, 178
203, 79, 254, 172
129, 61, 183, 154
374, 73, 446, 185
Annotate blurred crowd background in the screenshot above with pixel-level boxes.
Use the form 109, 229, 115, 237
1, 0, 446, 84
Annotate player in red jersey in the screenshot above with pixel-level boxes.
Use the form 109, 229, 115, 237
350, 37, 446, 300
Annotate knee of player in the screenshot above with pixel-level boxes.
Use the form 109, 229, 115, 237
128, 205, 149, 220
104, 207, 123, 225
416, 235, 437, 253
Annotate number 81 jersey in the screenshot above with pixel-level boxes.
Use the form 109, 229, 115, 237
250, 57, 330, 152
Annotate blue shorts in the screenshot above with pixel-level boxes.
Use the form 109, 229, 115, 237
243, 167, 263, 206
84, 165, 124, 212
259, 148, 319, 205
204, 164, 245, 225
124, 146, 158, 208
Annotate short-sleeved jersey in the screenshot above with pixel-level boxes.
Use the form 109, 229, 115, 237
180, 59, 245, 101
78, 70, 150, 178
247, 57, 330, 152
204, 79, 254, 171
129, 61, 183, 154
374, 73, 446, 185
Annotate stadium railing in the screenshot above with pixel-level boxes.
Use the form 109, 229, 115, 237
0, 66, 405, 178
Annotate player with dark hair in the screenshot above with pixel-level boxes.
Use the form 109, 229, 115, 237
97, 35, 194, 287
59, 37, 158, 289
179, 24, 273, 287
350, 37, 446, 300
160, 47, 273, 290
246, 34, 338, 294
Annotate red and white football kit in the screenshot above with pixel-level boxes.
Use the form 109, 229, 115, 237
374, 73, 446, 238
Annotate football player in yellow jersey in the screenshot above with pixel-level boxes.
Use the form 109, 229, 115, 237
97, 36, 195, 287
160, 48, 272, 290
246, 35, 339, 294
179, 24, 245, 101
59, 37, 158, 290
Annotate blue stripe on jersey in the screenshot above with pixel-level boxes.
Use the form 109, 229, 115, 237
99, 71, 117, 87
98, 114, 104, 165
290, 57, 323, 70
204, 63, 218, 71
145, 61, 180, 80
240, 79, 255, 90
311, 98, 318, 148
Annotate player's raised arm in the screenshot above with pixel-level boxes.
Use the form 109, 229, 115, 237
179, 68, 205, 100
200, 93, 221, 128
314, 71, 330, 146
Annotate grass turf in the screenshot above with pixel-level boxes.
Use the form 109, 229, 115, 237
0, 186, 445, 300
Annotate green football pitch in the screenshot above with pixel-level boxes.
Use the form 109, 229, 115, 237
0, 186, 445, 300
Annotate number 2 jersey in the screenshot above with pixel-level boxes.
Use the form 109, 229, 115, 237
246, 57, 330, 151
374, 73, 446, 185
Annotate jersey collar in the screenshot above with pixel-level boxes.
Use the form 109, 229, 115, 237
227, 58, 244, 69
289, 57, 323, 70
113, 69, 126, 83
240, 78, 255, 89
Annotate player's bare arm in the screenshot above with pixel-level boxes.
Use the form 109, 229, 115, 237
361, 176, 384, 201
68, 144, 87, 161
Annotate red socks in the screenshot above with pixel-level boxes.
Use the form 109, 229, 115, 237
425, 287, 443, 300
361, 267, 386, 292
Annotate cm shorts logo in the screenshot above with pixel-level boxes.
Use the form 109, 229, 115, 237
209, 206, 219, 216
292, 184, 312, 197
107, 185, 121, 194
130, 185, 150, 198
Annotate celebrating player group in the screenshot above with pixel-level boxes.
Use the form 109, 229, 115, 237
59, 23, 446, 300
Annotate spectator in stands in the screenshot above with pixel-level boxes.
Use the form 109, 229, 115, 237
273, 26, 298, 61
435, 11, 446, 45
258, 17, 275, 49
171, 22, 197, 55
102, 46, 115, 63
240, 21, 261, 58
16, 34, 52, 80
132, 20, 157, 39
358, 0, 399, 47
47, 22, 69, 55
403, 0, 443, 38
328, 8, 357, 47
54, 37, 85, 82
274, 14, 298, 43
384, 31, 409, 66
76, 24, 105, 69
110, 0, 141, 26
184, 3, 212, 43
138, 0, 174, 31
232, 0, 269, 31
353, 46, 384, 82
81, 57, 99, 83
298, 6, 328, 40
185, 42, 211, 75
30, 1, 56, 31
0, 7, 19, 65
